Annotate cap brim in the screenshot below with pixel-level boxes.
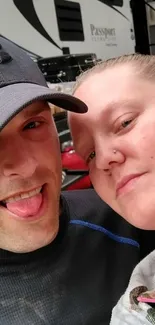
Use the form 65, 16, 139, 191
0, 83, 87, 130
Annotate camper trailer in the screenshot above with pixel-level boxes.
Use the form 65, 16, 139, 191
0, 0, 135, 60
145, 0, 155, 54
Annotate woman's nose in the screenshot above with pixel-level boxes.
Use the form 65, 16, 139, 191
95, 146, 125, 171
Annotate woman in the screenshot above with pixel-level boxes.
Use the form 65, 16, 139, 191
68, 54, 155, 324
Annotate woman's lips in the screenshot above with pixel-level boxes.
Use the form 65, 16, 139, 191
116, 173, 146, 197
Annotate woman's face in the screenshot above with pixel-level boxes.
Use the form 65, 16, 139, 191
69, 64, 155, 230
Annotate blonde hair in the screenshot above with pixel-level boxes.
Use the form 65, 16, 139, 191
73, 54, 155, 94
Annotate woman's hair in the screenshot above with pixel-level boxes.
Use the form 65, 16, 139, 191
73, 54, 155, 93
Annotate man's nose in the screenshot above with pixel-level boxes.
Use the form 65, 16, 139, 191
2, 139, 38, 178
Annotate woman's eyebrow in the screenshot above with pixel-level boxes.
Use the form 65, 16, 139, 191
100, 99, 140, 119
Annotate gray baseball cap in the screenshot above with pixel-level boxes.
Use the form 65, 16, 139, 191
0, 37, 87, 130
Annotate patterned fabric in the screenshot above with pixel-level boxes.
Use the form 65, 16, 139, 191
110, 250, 155, 324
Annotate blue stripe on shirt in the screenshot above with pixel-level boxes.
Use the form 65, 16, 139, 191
70, 220, 140, 248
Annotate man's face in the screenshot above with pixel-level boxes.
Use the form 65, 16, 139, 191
69, 65, 155, 230
0, 101, 61, 252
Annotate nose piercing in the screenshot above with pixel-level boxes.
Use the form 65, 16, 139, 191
113, 149, 117, 154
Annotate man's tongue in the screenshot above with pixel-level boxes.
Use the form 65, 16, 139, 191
6, 193, 43, 218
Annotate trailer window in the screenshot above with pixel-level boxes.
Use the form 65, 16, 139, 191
98, 0, 123, 7
54, 0, 84, 41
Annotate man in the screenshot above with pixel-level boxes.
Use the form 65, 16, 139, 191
0, 37, 154, 325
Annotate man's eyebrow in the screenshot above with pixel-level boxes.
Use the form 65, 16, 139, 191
23, 103, 50, 118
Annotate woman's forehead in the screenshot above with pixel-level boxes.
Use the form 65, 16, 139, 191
74, 68, 154, 113
74, 65, 134, 96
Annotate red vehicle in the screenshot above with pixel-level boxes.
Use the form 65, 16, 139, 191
54, 109, 91, 191
61, 142, 91, 190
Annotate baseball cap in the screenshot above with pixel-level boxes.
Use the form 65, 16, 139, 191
0, 37, 88, 130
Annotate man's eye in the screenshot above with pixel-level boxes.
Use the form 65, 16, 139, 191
24, 121, 41, 130
86, 151, 96, 164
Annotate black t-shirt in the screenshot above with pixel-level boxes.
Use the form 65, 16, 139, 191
0, 189, 154, 325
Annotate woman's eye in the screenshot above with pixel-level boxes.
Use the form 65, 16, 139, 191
24, 121, 41, 130
121, 119, 133, 128
86, 151, 96, 164
116, 117, 134, 133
